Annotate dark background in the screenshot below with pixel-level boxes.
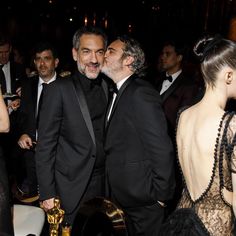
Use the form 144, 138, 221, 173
1, 0, 236, 69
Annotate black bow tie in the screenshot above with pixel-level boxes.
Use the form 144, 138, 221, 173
164, 75, 173, 82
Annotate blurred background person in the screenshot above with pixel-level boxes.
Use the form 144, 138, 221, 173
16, 41, 60, 202
157, 39, 200, 140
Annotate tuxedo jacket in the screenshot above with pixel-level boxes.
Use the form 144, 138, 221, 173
159, 72, 199, 134
105, 74, 175, 208
17, 75, 61, 141
35, 72, 108, 214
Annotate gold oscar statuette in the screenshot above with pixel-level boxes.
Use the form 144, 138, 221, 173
45, 198, 65, 236
61, 222, 71, 236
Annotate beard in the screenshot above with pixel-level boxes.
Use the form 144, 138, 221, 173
78, 63, 101, 79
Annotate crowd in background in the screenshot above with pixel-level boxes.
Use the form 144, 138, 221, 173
0, 25, 236, 236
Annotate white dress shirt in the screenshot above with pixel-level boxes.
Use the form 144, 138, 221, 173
36, 73, 57, 113
160, 70, 182, 95
107, 75, 131, 121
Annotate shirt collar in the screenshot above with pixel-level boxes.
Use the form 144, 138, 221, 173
39, 72, 57, 86
116, 75, 132, 90
1, 61, 10, 70
166, 69, 182, 82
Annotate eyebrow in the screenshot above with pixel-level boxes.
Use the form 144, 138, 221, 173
81, 47, 105, 52
107, 47, 116, 52
0, 49, 10, 53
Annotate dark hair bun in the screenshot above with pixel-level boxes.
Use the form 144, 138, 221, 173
193, 34, 222, 62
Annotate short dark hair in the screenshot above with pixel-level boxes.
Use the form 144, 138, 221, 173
33, 41, 58, 59
72, 26, 107, 50
162, 39, 188, 59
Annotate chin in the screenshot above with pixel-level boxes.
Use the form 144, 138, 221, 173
86, 72, 100, 79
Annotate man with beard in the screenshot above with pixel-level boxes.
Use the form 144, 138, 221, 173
102, 35, 175, 236
35, 26, 110, 227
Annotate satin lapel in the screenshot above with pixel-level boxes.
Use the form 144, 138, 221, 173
157, 82, 163, 93
106, 76, 134, 130
161, 74, 183, 102
101, 79, 108, 101
72, 77, 96, 147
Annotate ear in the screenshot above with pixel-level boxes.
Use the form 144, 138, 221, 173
124, 55, 134, 67
177, 55, 183, 63
54, 58, 59, 68
72, 48, 78, 61
225, 71, 233, 85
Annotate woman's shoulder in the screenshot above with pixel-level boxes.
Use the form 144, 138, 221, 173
176, 105, 192, 126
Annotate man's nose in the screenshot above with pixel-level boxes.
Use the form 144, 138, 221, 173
90, 52, 98, 62
39, 59, 46, 65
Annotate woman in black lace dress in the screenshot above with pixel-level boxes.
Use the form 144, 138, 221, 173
160, 35, 236, 236
177, 36, 236, 235
0, 88, 14, 235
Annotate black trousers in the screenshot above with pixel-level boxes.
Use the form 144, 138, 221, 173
64, 166, 105, 225
122, 202, 165, 236
21, 149, 38, 194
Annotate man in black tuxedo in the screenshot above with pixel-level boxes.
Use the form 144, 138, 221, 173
35, 26, 110, 226
17, 41, 60, 201
0, 32, 25, 98
102, 35, 175, 236
158, 40, 200, 140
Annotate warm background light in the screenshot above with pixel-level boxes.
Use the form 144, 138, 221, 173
228, 16, 236, 41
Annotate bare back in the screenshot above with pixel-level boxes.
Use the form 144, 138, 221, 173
177, 105, 224, 201
176, 105, 236, 235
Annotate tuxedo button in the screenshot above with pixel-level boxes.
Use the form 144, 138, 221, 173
92, 154, 96, 158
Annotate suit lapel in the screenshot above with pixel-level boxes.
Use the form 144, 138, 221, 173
72, 77, 96, 147
101, 79, 108, 101
157, 82, 163, 93
161, 73, 183, 102
105, 75, 134, 129
10, 62, 19, 93
32, 77, 39, 118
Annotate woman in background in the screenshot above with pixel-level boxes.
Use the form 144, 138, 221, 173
0, 87, 13, 235
176, 35, 236, 235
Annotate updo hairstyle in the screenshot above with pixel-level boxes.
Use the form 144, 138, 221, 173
193, 35, 236, 88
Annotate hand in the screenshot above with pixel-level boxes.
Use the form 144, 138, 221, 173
8, 98, 20, 111
41, 198, 55, 211
18, 134, 36, 149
